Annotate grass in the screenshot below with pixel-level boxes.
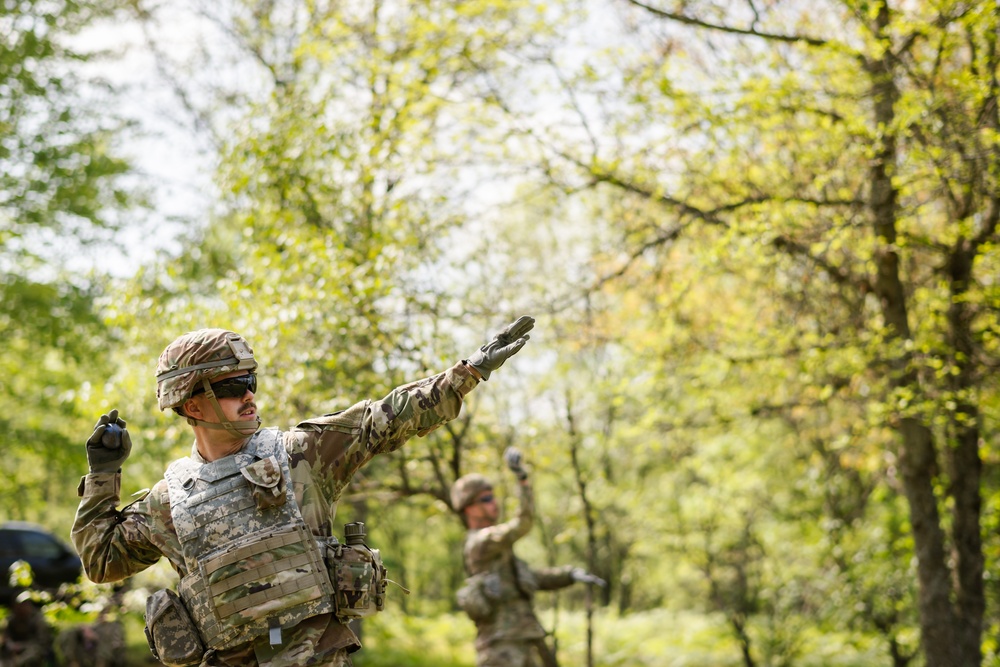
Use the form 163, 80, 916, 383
355, 608, 893, 667
115, 606, 894, 667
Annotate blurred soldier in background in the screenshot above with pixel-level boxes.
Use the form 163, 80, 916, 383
0, 597, 53, 667
55, 604, 125, 667
72, 317, 533, 667
452, 447, 606, 667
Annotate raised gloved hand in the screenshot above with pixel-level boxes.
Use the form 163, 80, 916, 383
504, 446, 529, 481
466, 316, 535, 381
86, 409, 133, 474
571, 568, 607, 587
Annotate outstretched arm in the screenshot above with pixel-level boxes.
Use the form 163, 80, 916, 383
534, 565, 607, 591
291, 317, 535, 498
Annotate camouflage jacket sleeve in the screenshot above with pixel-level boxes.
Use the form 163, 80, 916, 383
465, 479, 535, 571
287, 361, 479, 510
71, 473, 167, 583
531, 564, 576, 591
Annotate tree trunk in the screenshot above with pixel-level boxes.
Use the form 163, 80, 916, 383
866, 4, 968, 664
565, 390, 599, 667
946, 244, 984, 667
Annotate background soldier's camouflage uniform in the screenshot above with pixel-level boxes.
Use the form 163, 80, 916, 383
55, 618, 126, 667
462, 480, 577, 667
73, 362, 479, 666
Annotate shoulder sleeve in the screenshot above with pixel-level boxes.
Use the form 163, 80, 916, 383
288, 362, 480, 502
364, 361, 479, 451
532, 564, 576, 591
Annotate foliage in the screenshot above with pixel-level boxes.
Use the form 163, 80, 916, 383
462, 0, 1000, 664
8, 0, 1000, 666
0, 0, 138, 528
0, 0, 133, 269
355, 608, 890, 667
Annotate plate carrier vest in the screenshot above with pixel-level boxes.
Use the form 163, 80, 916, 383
456, 535, 540, 624
165, 428, 335, 651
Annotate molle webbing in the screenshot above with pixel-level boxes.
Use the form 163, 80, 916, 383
179, 524, 334, 649
202, 527, 311, 574
205, 526, 329, 616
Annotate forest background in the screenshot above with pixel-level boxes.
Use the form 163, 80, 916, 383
3, 1, 1000, 666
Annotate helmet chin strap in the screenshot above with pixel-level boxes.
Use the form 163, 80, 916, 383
185, 378, 261, 438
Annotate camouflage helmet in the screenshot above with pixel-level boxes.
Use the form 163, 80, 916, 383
451, 473, 493, 512
156, 329, 257, 411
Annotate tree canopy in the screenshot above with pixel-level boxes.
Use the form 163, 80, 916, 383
5, 1, 1000, 666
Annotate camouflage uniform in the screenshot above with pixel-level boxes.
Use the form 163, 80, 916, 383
73, 362, 480, 666
0, 599, 53, 667
461, 480, 576, 667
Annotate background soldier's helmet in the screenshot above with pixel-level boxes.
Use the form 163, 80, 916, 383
451, 474, 493, 512
156, 329, 258, 410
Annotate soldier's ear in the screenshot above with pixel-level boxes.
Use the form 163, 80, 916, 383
182, 396, 204, 419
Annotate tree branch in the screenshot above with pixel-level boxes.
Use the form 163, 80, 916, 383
623, 0, 829, 48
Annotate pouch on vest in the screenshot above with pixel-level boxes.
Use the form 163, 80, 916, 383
456, 572, 502, 623
325, 522, 387, 620
144, 588, 204, 667
240, 455, 287, 510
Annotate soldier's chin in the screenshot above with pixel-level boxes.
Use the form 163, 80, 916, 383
235, 416, 262, 434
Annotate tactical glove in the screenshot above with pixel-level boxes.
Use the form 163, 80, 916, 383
571, 568, 607, 587
466, 315, 534, 381
504, 446, 529, 481
86, 409, 133, 474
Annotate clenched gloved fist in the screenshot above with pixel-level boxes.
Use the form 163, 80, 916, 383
504, 446, 529, 481
571, 568, 607, 587
86, 409, 133, 474
466, 316, 534, 381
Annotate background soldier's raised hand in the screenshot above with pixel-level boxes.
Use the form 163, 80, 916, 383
504, 446, 529, 481
571, 568, 607, 588
466, 315, 535, 380
85, 409, 132, 473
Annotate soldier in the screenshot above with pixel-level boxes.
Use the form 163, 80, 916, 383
452, 448, 606, 667
72, 317, 534, 667
55, 605, 125, 667
0, 597, 53, 667
55, 618, 124, 667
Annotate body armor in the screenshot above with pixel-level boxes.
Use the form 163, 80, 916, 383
165, 428, 335, 651
144, 428, 388, 663
457, 547, 539, 623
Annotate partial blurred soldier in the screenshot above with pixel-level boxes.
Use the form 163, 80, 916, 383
452, 448, 606, 667
72, 317, 534, 667
55, 607, 125, 667
0, 597, 53, 667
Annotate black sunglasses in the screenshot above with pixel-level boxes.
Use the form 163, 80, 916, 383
477, 493, 495, 504
191, 373, 257, 399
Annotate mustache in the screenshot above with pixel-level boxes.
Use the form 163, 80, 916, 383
239, 403, 258, 416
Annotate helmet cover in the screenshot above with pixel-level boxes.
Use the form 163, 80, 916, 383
156, 329, 257, 411
451, 473, 494, 512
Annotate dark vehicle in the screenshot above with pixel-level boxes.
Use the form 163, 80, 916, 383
0, 522, 82, 606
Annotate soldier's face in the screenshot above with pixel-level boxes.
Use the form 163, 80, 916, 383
184, 370, 258, 424
467, 488, 499, 524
